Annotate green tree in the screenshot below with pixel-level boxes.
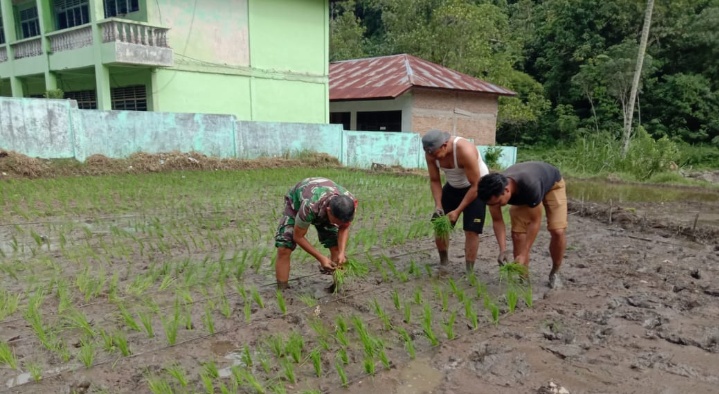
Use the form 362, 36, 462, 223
330, 0, 368, 61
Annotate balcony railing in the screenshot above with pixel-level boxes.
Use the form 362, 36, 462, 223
0, 45, 8, 63
99, 19, 169, 48
48, 25, 93, 53
12, 37, 43, 59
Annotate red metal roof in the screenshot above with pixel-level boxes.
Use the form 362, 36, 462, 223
329, 54, 516, 101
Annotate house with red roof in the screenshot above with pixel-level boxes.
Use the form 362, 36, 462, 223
329, 54, 515, 145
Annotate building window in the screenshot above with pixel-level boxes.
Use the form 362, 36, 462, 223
356, 110, 402, 132
55, 0, 90, 30
65, 90, 97, 109
19, 7, 41, 38
330, 112, 351, 130
111, 85, 147, 111
0, 16, 5, 44
104, 0, 140, 18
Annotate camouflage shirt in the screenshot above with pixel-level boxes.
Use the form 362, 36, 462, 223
285, 178, 356, 229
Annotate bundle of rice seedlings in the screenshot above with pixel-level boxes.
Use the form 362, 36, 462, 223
431, 215, 453, 242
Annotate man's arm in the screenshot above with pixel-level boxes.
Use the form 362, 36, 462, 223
447, 140, 480, 222
489, 205, 506, 252
425, 154, 443, 211
335, 223, 351, 266
293, 225, 334, 270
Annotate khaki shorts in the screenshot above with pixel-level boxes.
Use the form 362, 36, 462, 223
509, 178, 567, 233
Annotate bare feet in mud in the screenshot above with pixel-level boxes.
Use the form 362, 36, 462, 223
548, 273, 563, 289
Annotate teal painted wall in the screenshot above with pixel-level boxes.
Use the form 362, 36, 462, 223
0, 97, 517, 169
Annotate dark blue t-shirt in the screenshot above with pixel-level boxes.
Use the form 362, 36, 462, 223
503, 162, 562, 207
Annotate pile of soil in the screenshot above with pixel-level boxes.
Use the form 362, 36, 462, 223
0, 150, 342, 179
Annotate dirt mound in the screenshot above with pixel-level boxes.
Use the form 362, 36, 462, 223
0, 150, 341, 179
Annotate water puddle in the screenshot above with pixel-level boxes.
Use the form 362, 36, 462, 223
6, 366, 67, 388
567, 180, 719, 203
395, 357, 443, 394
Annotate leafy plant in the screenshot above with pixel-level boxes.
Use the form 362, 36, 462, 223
0, 341, 18, 369
310, 348, 322, 377
276, 290, 287, 315
77, 339, 96, 368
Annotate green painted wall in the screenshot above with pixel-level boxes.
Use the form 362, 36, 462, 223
152, 69, 252, 118
253, 78, 326, 123
1, 0, 331, 124
249, 0, 327, 75
150, 0, 249, 66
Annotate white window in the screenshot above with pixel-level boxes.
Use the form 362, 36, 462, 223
111, 85, 147, 111
105, 0, 140, 18
19, 7, 40, 38
55, 0, 90, 29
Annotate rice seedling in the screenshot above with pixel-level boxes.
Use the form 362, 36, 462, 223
243, 300, 252, 323
310, 348, 322, 377
403, 301, 412, 324
200, 373, 214, 394
499, 262, 528, 285
337, 347, 349, 365
0, 341, 18, 369
138, 310, 155, 338
413, 287, 423, 305
335, 362, 349, 387
398, 328, 416, 359
335, 315, 348, 333
379, 348, 391, 370
286, 332, 304, 364
257, 351, 272, 374
391, 289, 401, 310
408, 259, 421, 278
297, 293, 317, 308
267, 335, 284, 358
202, 307, 216, 334
55, 280, 71, 314
241, 344, 253, 367
99, 329, 115, 353
431, 215, 453, 242
335, 330, 349, 348
77, 339, 96, 368
506, 287, 518, 313
309, 318, 330, 350
113, 331, 131, 356
422, 304, 439, 346
443, 311, 457, 340
161, 314, 180, 346
281, 358, 296, 383
146, 375, 173, 394
523, 286, 534, 308
63, 308, 96, 338
165, 364, 189, 388
26, 362, 42, 381
117, 304, 141, 332
218, 293, 232, 318
251, 287, 265, 308
275, 290, 287, 315
364, 356, 376, 375
202, 361, 219, 378
423, 263, 433, 277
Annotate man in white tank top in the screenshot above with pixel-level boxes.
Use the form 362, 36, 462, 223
422, 130, 490, 274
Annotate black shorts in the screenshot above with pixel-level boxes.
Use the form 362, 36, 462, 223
441, 183, 486, 234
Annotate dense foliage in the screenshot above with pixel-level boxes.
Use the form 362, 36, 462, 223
330, 0, 719, 166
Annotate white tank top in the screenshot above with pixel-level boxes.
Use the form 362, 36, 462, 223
436, 137, 489, 189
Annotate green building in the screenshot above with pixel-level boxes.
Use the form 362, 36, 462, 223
0, 0, 331, 123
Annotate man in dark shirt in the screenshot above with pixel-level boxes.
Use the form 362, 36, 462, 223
477, 161, 567, 288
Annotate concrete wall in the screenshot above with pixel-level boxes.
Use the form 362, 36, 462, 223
0, 96, 516, 169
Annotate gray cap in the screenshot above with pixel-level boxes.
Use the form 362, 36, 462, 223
422, 130, 450, 153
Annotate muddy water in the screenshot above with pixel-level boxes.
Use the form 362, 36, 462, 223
567, 179, 719, 204
568, 179, 719, 227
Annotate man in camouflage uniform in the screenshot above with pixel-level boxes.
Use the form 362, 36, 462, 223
274, 177, 357, 290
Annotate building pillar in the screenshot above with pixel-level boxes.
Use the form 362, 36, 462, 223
1, 0, 23, 97
89, 0, 111, 109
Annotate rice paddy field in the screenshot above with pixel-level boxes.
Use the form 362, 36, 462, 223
0, 167, 526, 394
